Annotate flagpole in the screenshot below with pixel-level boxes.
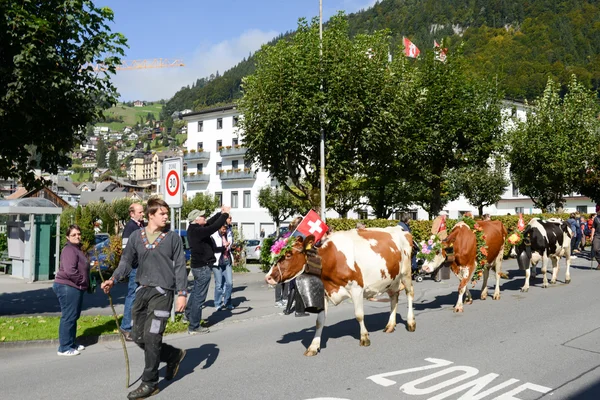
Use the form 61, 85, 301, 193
319, 0, 326, 221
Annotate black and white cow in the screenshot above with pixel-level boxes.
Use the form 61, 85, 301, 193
511, 218, 572, 292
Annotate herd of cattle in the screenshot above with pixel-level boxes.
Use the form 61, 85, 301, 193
264, 218, 574, 356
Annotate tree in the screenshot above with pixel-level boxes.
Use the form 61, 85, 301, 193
326, 178, 363, 218
388, 48, 504, 218
181, 193, 220, 220
508, 76, 599, 211
257, 186, 303, 232
239, 14, 395, 211
96, 139, 108, 168
451, 157, 510, 216
0, 1, 127, 189
108, 148, 118, 171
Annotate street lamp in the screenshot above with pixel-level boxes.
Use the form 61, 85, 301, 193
319, 0, 326, 220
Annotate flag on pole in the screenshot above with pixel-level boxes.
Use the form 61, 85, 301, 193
434, 40, 447, 62
294, 210, 329, 243
403, 37, 420, 58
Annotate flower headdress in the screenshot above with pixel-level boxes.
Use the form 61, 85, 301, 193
269, 236, 298, 265
417, 235, 443, 262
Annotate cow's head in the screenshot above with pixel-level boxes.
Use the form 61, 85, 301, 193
509, 226, 533, 270
265, 235, 315, 285
420, 242, 453, 274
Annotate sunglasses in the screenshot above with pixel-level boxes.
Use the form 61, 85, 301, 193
69, 233, 81, 237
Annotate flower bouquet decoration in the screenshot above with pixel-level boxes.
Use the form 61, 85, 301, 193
417, 235, 442, 262
507, 231, 523, 246
269, 236, 297, 265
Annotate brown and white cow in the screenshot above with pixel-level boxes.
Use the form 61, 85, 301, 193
421, 220, 507, 312
265, 226, 416, 356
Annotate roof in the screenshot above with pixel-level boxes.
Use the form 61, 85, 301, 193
79, 191, 144, 206
5, 187, 28, 200
0, 198, 62, 215
181, 104, 237, 119
55, 180, 80, 195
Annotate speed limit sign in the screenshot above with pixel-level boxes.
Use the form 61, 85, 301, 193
163, 157, 182, 207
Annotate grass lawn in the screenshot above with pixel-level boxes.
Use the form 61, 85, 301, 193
0, 314, 191, 342
99, 103, 164, 131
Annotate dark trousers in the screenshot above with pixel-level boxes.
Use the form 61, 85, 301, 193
52, 282, 84, 352
275, 282, 289, 302
593, 236, 600, 263
185, 266, 212, 331
120, 267, 137, 332
132, 286, 180, 384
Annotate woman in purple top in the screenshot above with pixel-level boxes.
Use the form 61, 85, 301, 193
52, 225, 89, 356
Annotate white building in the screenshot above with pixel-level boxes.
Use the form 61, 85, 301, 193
183, 105, 279, 239
184, 103, 596, 225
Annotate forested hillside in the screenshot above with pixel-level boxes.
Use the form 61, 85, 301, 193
162, 0, 600, 119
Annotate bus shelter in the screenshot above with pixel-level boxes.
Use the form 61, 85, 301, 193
0, 198, 62, 282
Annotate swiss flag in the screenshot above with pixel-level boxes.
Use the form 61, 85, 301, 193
403, 37, 420, 58
517, 213, 526, 232
434, 40, 447, 62
295, 210, 329, 243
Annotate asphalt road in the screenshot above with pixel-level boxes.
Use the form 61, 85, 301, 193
1, 255, 599, 400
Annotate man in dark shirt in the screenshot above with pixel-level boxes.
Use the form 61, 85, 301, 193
592, 214, 600, 270
119, 202, 145, 341
101, 198, 187, 399
185, 205, 230, 334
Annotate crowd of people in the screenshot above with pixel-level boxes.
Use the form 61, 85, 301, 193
50, 202, 600, 397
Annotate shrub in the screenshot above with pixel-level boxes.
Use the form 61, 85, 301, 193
259, 237, 275, 273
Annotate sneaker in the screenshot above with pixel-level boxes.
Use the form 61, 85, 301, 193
165, 349, 186, 381
274, 301, 284, 308
57, 349, 80, 357
225, 304, 234, 310
214, 304, 222, 309
127, 382, 159, 399
187, 327, 210, 335
295, 312, 310, 317
571, 255, 578, 259
74, 345, 85, 351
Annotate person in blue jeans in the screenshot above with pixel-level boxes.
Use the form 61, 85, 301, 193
52, 225, 89, 356
212, 224, 234, 310
119, 202, 145, 341
185, 205, 230, 334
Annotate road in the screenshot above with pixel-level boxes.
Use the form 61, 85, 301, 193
1, 256, 599, 399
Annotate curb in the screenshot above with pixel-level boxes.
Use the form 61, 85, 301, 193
0, 333, 122, 349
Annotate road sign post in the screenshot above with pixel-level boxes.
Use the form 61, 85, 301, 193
163, 157, 183, 322
163, 157, 183, 208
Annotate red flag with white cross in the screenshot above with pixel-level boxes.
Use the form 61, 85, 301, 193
294, 210, 329, 243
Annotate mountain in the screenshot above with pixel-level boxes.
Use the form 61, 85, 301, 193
162, 0, 600, 118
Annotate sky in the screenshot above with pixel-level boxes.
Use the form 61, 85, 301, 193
97, 0, 379, 102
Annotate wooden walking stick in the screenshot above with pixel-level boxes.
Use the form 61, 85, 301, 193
97, 270, 131, 388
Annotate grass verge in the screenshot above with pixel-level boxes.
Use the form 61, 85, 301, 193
0, 314, 192, 342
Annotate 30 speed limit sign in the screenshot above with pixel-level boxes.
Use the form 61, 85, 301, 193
163, 157, 183, 207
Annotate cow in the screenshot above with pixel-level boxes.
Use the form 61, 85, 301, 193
264, 226, 416, 357
420, 220, 507, 312
510, 218, 572, 292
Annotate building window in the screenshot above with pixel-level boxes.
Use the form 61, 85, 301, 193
243, 191, 251, 208
357, 210, 368, 220
217, 118, 223, 129
196, 163, 203, 173
576, 205, 587, 213
512, 184, 520, 197
215, 192, 222, 206
232, 160, 238, 169
232, 137, 238, 146
244, 159, 251, 169
233, 116, 239, 127
216, 162, 222, 174
216, 140, 222, 151
231, 191, 238, 208
197, 121, 203, 132
515, 207, 524, 215
197, 142, 203, 151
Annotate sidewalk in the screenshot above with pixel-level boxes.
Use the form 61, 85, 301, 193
0, 264, 284, 347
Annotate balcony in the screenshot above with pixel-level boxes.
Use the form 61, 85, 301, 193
219, 169, 256, 181
183, 151, 210, 162
184, 173, 210, 183
219, 146, 247, 158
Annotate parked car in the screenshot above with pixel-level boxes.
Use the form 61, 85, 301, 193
94, 233, 110, 245
267, 227, 289, 238
244, 239, 262, 262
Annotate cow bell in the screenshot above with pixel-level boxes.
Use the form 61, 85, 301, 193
295, 274, 325, 313
516, 246, 531, 270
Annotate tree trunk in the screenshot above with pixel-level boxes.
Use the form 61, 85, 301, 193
478, 205, 484, 217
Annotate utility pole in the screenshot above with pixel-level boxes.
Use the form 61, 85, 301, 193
319, 0, 326, 221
